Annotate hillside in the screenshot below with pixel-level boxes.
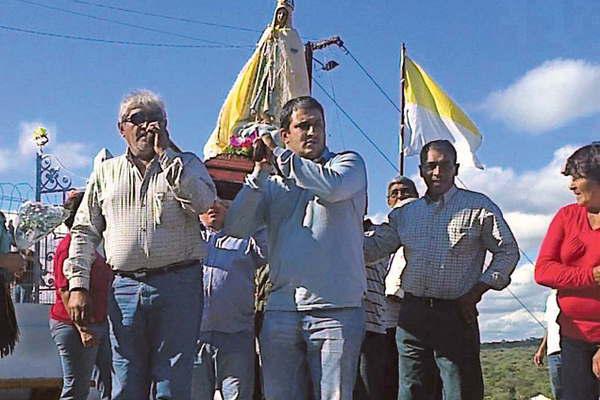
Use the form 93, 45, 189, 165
481, 338, 553, 399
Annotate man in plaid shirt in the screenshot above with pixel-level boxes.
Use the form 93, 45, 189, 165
364, 140, 520, 400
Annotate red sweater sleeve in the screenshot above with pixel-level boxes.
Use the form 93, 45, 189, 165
53, 236, 70, 291
535, 207, 595, 289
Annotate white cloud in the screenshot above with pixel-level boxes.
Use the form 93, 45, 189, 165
480, 263, 550, 342
366, 212, 387, 224
504, 212, 553, 252
0, 150, 11, 172
2, 121, 92, 180
458, 145, 575, 215
482, 59, 600, 133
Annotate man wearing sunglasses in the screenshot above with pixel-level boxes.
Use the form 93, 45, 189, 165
64, 90, 216, 399
364, 140, 519, 400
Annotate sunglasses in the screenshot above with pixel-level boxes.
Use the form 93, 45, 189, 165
387, 188, 415, 198
122, 111, 165, 126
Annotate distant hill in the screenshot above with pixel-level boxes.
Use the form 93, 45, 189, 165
481, 337, 553, 399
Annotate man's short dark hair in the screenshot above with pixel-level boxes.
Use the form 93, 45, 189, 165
563, 142, 600, 182
63, 191, 85, 229
279, 96, 325, 131
419, 140, 457, 165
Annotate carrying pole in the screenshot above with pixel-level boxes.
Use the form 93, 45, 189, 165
399, 42, 406, 175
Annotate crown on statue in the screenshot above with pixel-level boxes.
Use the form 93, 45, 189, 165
277, 0, 294, 10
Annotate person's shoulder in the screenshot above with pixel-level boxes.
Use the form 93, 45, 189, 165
177, 151, 204, 165
456, 188, 499, 207
332, 150, 365, 163
94, 154, 126, 178
101, 154, 126, 168
556, 203, 585, 219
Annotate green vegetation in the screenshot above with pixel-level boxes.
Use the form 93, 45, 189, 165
481, 338, 553, 400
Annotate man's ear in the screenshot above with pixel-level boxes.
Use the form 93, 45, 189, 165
418, 165, 425, 179
281, 129, 290, 145
117, 122, 125, 137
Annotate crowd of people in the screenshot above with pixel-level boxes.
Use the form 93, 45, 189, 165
0, 88, 597, 400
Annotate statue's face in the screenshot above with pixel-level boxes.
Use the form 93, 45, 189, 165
275, 8, 288, 28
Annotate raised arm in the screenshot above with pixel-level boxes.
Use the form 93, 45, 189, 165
224, 168, 269, 238
535, 209, 595, 289
273, 148, 367, 203
363, 210, 402, 264
160, 149, 217, 216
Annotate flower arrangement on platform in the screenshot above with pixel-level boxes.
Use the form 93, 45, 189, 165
223, 129, 258, 158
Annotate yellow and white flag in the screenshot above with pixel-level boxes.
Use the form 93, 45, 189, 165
403, 56, 483, 169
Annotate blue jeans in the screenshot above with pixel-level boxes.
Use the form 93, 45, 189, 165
259, 308, 365, 400
397, 297, 483, 400
49, 319, 112, 400
547, 352, 562, 400
192, 331, 255, 400
561, 336, 599, 400
13, 284, 31, 303
108, 265, 203, 400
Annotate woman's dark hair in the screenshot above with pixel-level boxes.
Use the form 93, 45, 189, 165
63, 191, 85, 229
279, 96, 325, 131
562, 143, 600, 182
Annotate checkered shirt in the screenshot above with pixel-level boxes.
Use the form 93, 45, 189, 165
65, 148, 216, 290
365, 186, 519, 299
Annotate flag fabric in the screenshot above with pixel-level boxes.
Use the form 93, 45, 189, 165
403, 56, 483, 169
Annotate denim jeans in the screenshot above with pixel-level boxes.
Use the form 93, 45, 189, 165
13, 284, 31, 303
108, 265, 203, 400
192, 331, 255, 400
561, 336, 599, 400
396, 297, 483, 400
49, 319, 112, 400
353, 331, 388, 400
547, 352, 562, 400
259, 307, 365, 400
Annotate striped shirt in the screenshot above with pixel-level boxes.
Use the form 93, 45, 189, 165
364, 249, 388, 334
65, 148, 216, 290
365, 186, 519, 299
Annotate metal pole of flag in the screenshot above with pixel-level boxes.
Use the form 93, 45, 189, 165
399, 42, 407, 175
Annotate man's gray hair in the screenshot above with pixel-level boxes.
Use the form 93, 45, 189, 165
387, 175, 417, 195
118, 89, 166, 122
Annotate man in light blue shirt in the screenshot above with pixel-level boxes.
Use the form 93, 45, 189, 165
224, 96, 367, 400
192, 199, 267, 400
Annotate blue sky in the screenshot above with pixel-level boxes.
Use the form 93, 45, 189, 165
1, 0, 599, 340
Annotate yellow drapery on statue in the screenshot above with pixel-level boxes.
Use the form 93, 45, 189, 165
203, 0, 310, 160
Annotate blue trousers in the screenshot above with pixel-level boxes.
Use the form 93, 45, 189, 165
259, 308, 365, 400
561, 336, 599, 400
108, 265, 203, 400
49, 319, 112, 400
547, 352, 562, 400
396, 297, 483, 400
193, 331, 256, 400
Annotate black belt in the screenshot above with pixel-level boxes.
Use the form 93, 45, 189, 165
114, 259, 199, 280
403, 292, 458, 309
